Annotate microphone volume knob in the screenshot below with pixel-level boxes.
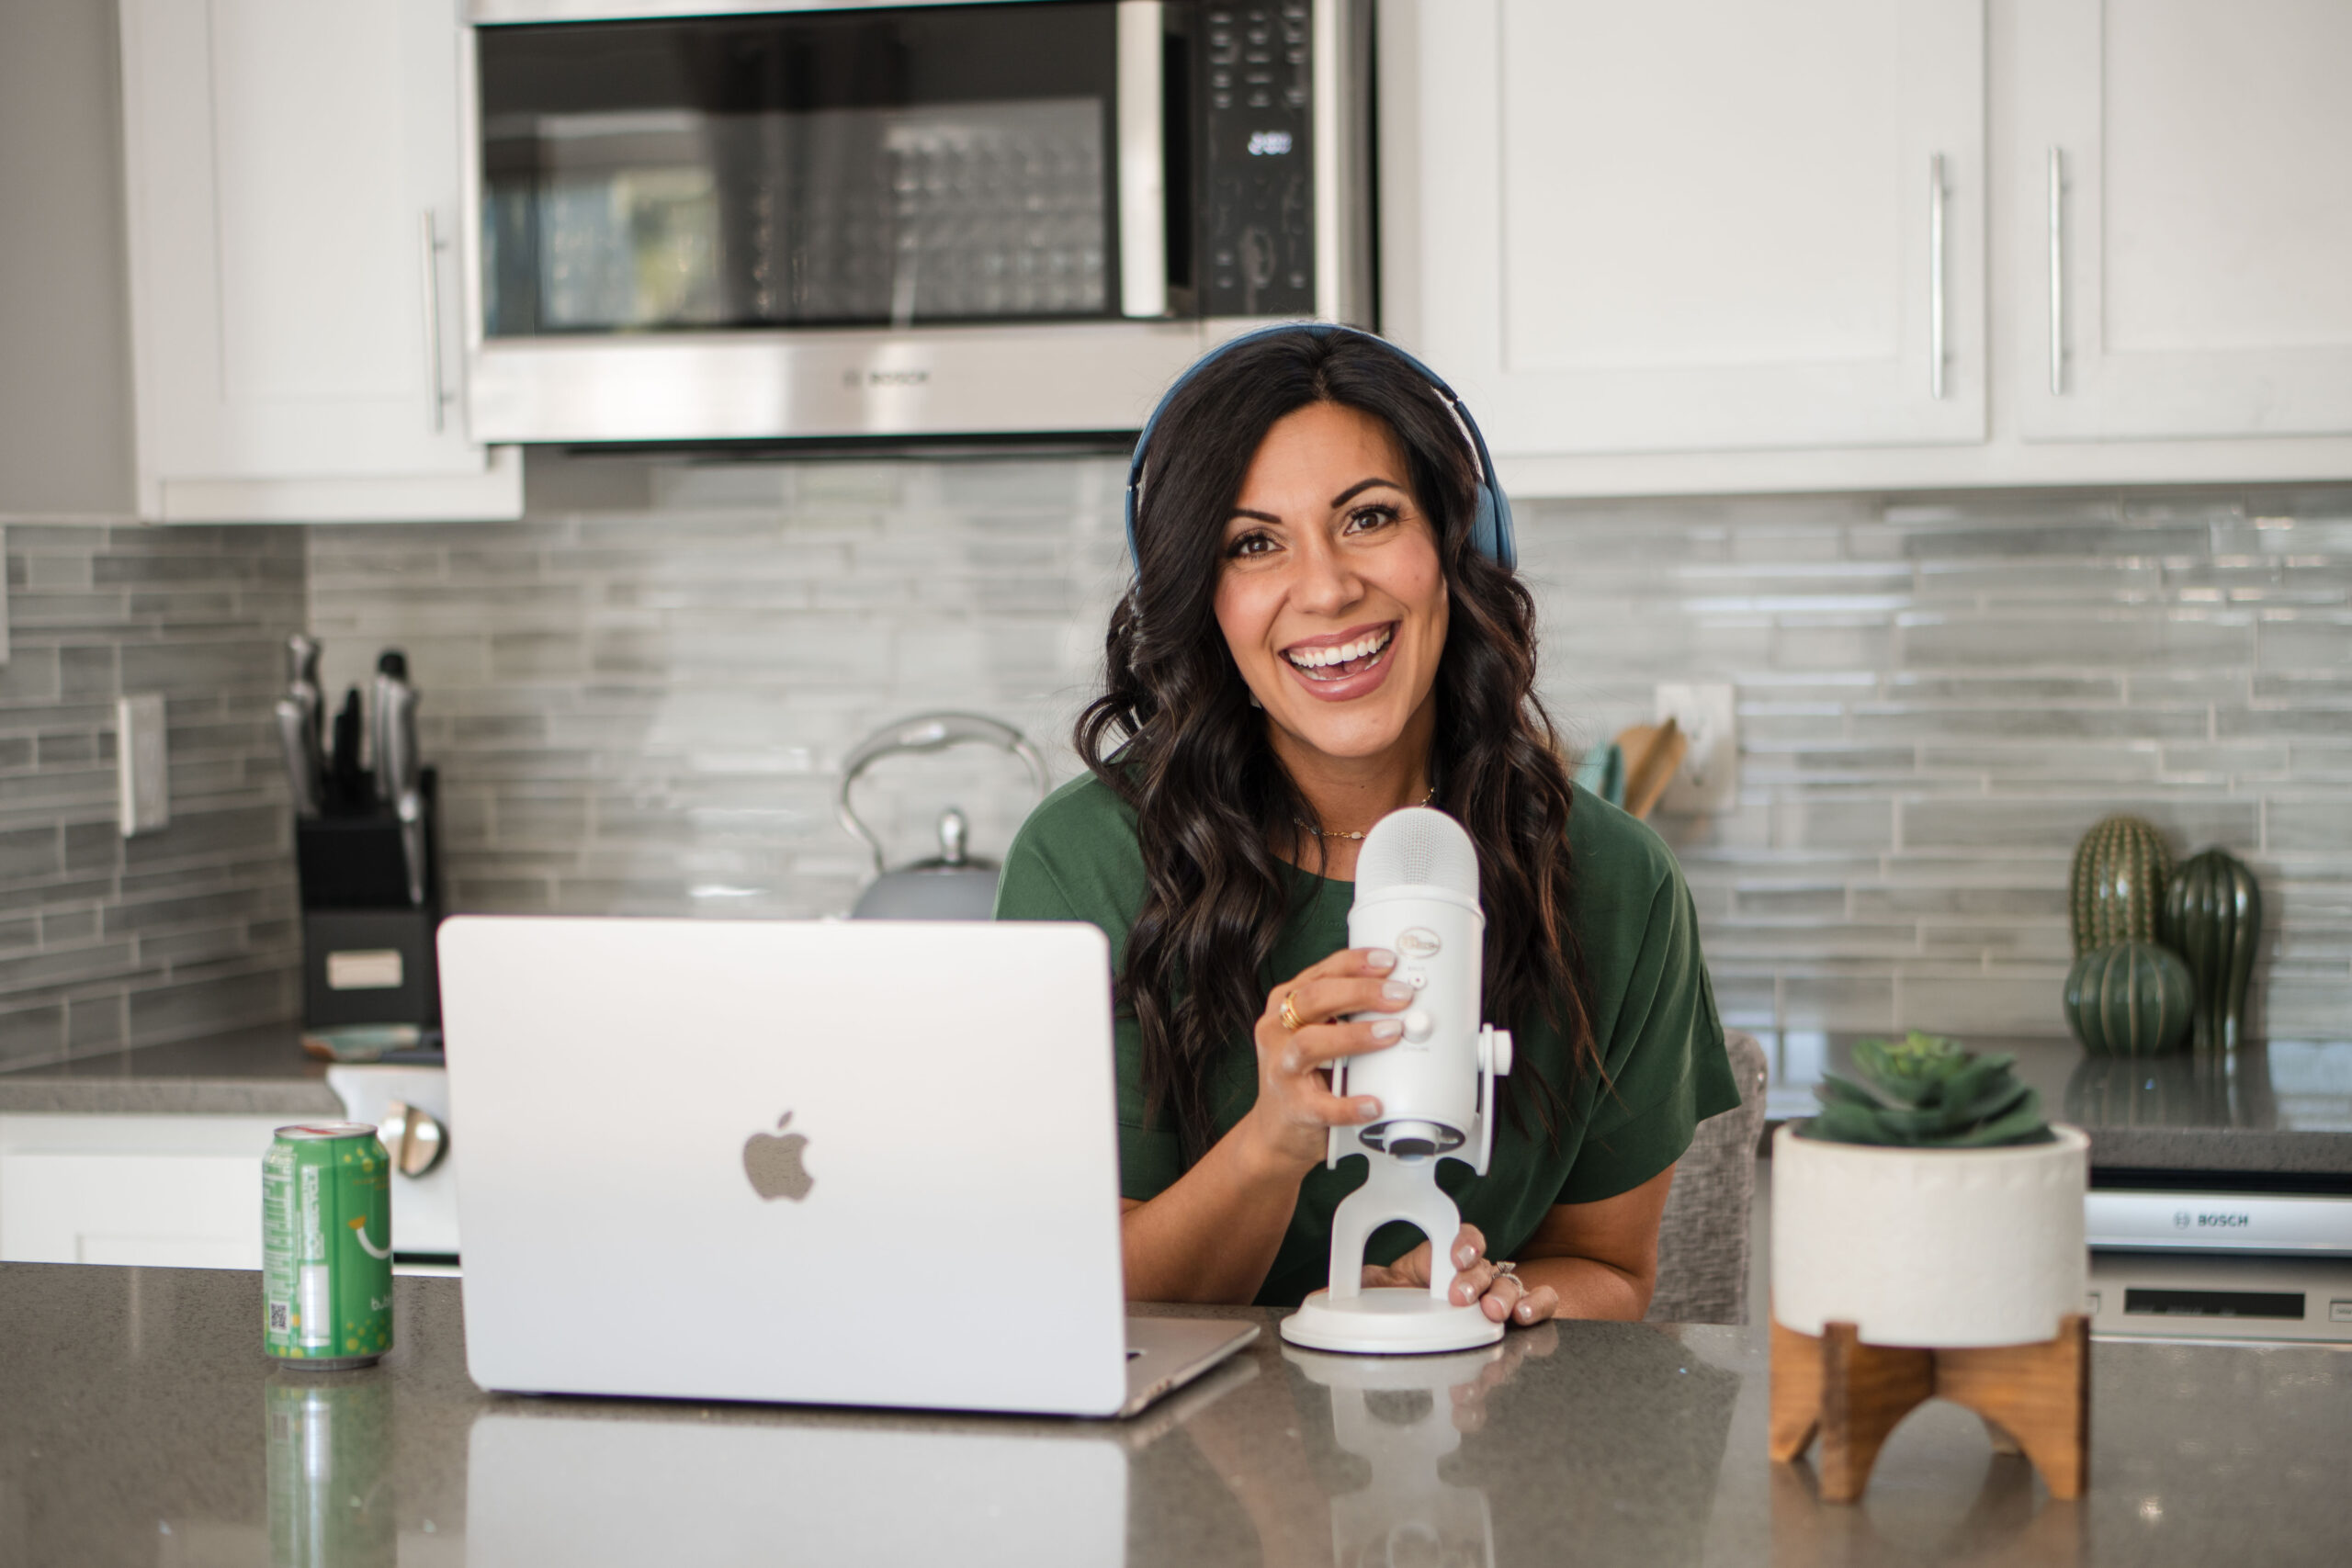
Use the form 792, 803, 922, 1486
1401, 1009, 1434, 1043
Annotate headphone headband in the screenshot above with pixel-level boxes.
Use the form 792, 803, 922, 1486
1123, 323, 1516, 575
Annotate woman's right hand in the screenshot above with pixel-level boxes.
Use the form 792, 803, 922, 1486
1238, 947, 1416, 1176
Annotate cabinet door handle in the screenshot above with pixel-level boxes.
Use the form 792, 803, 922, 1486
1928, 153, 1947, 400
1115, 2, 1168, 319
420, 209, 447, 434
2047, 146, 2065, 395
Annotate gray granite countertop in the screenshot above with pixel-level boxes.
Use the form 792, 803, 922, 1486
1760, 1033, 2352, 1176
6, 1022, 2347, 1180
0, 1024, 342, 1116
2, 1262, 2345, 1567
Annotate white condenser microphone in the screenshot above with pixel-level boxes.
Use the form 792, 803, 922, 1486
1340, 807, 1488, 1162
1282, 807, 1514, 1356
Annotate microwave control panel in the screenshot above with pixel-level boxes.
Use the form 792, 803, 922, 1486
1202, 3, 1315, 318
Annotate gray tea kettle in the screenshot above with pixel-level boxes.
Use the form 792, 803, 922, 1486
836, 712, 1050, 919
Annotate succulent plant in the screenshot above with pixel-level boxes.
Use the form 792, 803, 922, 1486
1801, 1032, 2052, 1148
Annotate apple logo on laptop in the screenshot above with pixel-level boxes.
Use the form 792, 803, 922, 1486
742, 1111, 814, 1201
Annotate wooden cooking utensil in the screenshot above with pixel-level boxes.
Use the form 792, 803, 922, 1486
1613, 716, 1688, 819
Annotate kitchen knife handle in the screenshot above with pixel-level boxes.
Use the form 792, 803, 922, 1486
299, 704, 326, 816
286, 635, 323, 762
391, 679, 423, 799
285, 633, 320, 693
397, 678, 425, 906
291, 684, 322, 758
1928, 153, 1947, 400
396, 795, 427, 908
376, 679, 426, 904
275, 699, 321, 818
331, 690, 367, 809
369, 676, 392, 808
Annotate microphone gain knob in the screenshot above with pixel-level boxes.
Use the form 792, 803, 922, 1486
1401, 1010, 1434, 1043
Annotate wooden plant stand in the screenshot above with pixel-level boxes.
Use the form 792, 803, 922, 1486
1769, 1314, 2089, 1504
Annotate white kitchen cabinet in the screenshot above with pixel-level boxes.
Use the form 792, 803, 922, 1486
2006, 0, 2352, 443
1380, 0, 2352, 495
1390, 0, 1985, 458
0, 1114, 286, 1269
116, 0, 522, 523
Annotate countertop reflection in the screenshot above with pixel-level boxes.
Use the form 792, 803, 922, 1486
2, 1264, 2346, 1566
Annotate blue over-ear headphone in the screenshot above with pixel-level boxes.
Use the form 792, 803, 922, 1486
1123, 322, 1517, 574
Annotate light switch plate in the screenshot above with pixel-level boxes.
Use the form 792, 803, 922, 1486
1654, 682, 1738, 813
117, 694, 170, 837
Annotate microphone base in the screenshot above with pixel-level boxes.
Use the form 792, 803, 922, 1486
1279, 1288, 1505, 1356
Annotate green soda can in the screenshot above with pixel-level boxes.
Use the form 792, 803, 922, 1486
263, 1122, 393, 1367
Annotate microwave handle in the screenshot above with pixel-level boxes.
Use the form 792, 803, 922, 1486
1116, 2, 1169, 319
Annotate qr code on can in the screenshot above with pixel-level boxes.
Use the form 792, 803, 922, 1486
267, 1301, 289, 1332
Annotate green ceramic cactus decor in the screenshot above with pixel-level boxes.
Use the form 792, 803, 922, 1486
2164, 848, 2262, 1053
1801, 1032, 2051, 1147
2064, 942, 2194, 1056
2069, 815, 2173, 955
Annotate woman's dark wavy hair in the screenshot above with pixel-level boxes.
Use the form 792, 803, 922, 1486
1078, 329, 1595, 1165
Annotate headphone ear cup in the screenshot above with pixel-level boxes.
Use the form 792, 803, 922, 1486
1469, 484, 1516, 570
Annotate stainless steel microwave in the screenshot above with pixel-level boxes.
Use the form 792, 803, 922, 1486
458, 0, 1373, 446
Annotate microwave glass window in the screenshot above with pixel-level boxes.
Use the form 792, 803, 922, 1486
478, 6, 1118, 335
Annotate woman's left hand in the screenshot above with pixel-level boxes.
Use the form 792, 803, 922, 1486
1361, 1224, 1561, 1327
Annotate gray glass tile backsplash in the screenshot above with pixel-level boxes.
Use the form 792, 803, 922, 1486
0, 524, 303, 1066
1509, 487, 2350, 1040
6, 471, 2346, 1064
309, 463, 2347, 1044
300, 457, 1121, 937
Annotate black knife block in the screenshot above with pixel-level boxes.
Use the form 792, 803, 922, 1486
297, 770, 442, 1029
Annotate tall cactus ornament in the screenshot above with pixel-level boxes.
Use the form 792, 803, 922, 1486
2069, 815, 2173, 956
2164, 848, 2262, 1054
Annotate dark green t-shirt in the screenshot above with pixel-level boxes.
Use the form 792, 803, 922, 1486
993, 773, 1737, 1307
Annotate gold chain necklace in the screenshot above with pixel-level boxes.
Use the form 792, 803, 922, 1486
1295, 784, 1438, 840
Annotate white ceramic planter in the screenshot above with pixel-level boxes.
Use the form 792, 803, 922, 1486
1771, 1122, 2089, 1348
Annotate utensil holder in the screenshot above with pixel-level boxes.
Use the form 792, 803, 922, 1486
296, 770, 438, 910
297, 771, 442, 1029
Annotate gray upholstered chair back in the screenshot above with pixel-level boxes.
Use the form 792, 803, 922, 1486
1644, 1030, 1769, 1325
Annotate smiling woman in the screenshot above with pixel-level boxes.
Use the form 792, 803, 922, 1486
994, 327, 1738, 1325
1216, 402, 1451, 776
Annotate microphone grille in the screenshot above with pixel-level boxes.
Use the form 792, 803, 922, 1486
1355, 807, 1478, 897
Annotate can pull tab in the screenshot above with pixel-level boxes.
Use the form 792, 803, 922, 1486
379, 1100, 447, 1179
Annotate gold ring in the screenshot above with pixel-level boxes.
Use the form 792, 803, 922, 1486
1279, 991, 1306, 1032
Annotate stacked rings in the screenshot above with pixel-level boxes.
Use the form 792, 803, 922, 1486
1279, 991, 1306, 1032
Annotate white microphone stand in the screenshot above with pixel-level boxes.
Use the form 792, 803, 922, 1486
1280, 1021, 1513, 1355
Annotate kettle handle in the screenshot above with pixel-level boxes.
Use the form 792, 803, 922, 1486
834, 712, 1052, 875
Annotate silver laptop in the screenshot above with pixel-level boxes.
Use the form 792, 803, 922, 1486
438, 916, 1256, 1417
